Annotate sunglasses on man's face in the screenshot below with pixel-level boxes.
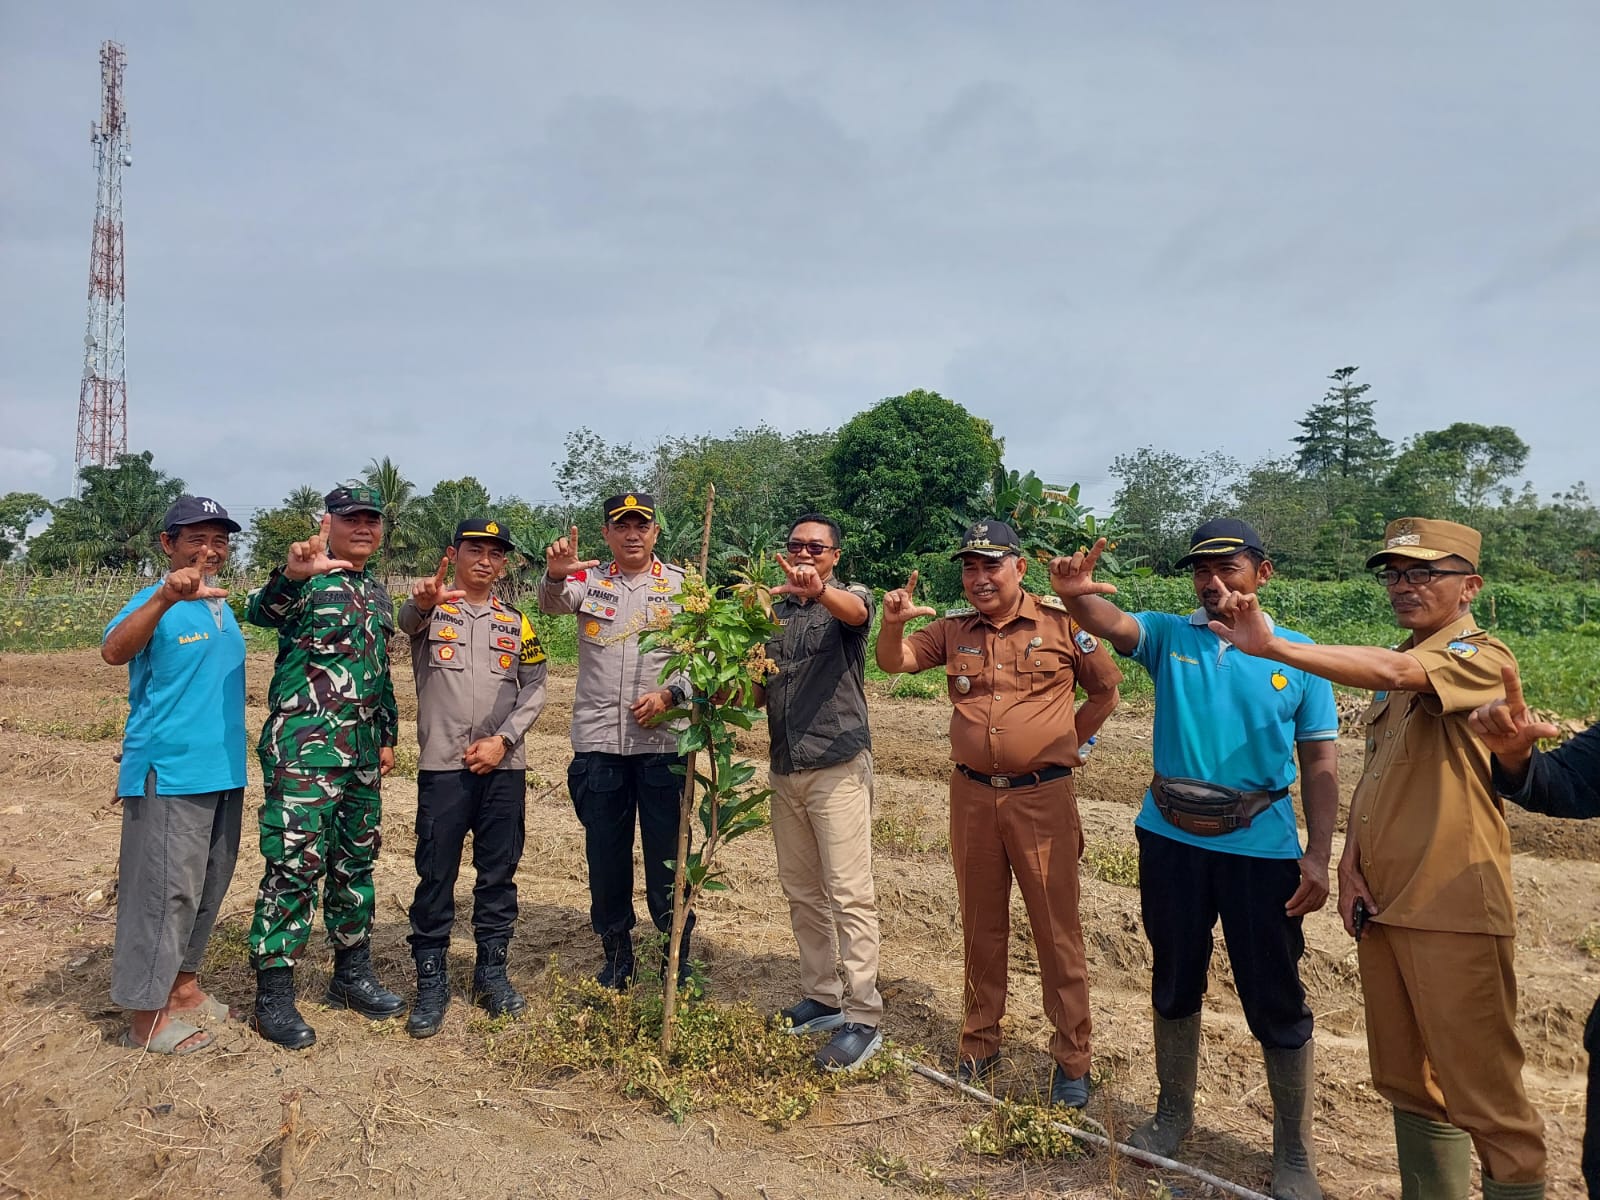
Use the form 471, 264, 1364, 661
785, 540, 837, 556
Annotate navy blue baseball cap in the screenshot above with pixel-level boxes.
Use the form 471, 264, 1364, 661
163, 496, 241, 535
1176, 518, 1266, 567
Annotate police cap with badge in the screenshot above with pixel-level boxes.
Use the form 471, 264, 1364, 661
603, 492, 656, 523
951, 519, 1022, 560
1174, 517, 1266, 568
325, 484, 384, 516
454, 518, 516, 551
163, 495, 242, 535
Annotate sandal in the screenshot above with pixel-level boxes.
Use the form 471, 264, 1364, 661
120, 1018, 214, 1055
169, 994, 240, 1023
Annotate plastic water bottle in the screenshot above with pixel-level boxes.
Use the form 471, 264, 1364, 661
1078, 734, 1097, 760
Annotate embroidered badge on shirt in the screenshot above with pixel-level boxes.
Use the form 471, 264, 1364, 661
439, 603, 460, 615
1074, 630, 1099, 654
1270, 670, 1289, 691
437, 645, 455, 662
436, 626, 459, 641
494, 634, 517, 651
1170, 652, 1199, 666
498, 653, 513, 669
1447, 640, 1479, 658
584, 620, 602, 638
581, 597, 618, 618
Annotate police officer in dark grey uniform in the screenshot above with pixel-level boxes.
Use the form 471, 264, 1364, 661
399, 519, 548, 1037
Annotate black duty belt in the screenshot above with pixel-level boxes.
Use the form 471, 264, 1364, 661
958, 764, 1072, 790
1151, 773, 1289, 837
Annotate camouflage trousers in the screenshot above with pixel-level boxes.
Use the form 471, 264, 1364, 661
249, 762, 383, 969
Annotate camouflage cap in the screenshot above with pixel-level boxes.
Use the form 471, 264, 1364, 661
325, 484, 383, 516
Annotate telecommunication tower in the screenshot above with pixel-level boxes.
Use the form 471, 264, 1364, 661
75, 40, 131, 477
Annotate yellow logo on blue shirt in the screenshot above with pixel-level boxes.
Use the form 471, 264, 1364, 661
1270, 670, 1288, 691
1170, 651, 1199, 666
178, 631, 210, 645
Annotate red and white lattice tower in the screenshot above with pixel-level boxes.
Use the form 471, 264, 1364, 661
75, 40, 131, 478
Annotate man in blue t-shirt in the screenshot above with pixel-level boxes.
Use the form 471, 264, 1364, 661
102, 496, 248, 1055
1051, 519, 1338, 1200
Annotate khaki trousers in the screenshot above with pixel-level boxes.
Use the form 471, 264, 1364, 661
949, 769, 1090, 1075
770, 751, 883, 1024
1360, 922, 1546, 1182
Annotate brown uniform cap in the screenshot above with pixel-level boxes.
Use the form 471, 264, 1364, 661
1365, 517, 1481, 571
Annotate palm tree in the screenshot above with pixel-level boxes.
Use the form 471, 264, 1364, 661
359, 457, 416, 578
28, 451, 185, 571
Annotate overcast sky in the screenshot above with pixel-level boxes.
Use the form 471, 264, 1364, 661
3, 2, 1595, 525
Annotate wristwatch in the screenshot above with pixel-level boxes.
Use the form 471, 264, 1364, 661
498, 734, 515, 754
667, 683, 688, 707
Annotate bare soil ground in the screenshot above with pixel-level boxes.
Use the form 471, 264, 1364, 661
0, 649, 1593, 1199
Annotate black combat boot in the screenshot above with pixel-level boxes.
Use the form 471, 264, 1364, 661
325, 941, 406, 1018
406, 950, 449, 1039
472, 939, 526, 1018
252, 966, 316, 1050
596, 931, 634, 990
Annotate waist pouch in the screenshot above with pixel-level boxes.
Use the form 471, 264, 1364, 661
1151, 774, 1288, 837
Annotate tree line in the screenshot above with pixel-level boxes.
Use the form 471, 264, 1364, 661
4, 371, 1596, 597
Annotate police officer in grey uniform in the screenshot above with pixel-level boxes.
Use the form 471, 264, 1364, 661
540, 493, 690, 988
400, 518, 548, 1037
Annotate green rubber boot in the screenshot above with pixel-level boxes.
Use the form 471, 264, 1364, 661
1126, 1013, 1200, 1158
1262, 1042, 1322, 1200
1481, 1178, 1545, 1200
1393, 1108, 1471, 1200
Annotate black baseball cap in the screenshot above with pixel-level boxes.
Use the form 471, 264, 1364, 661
163, 495, 241, 535
951, 519, 1022, 560
1176, 518, 1266, 567
454, 518, 515, 549
325, 484, 383, 516
603, 492, 656, 522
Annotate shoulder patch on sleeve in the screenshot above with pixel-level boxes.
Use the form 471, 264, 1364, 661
1037, 594, 1067, 610
1074, 629, 1099, 654
1446, 640, 1480, 659
847, 583, 872, 600
519, 614, 547, 665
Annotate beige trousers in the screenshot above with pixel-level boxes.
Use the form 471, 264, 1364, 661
770, 751, 883, 1025
1360, 922, 1546, 1183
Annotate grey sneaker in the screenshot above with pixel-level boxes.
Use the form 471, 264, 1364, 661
816, 1023, 883, 1072
779, 997, 846, 1035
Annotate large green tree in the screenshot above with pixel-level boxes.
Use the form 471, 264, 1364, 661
1385, 422, 1529, 526
1292, 366, 1392, 483
247, 485, 323, 570
0, 492, 51, 561
827, 389, 1001, 588
28, 452, 186, 571
1110, 447, 1241, 573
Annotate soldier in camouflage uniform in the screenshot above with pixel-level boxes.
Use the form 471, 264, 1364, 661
246, 485, 405, 1048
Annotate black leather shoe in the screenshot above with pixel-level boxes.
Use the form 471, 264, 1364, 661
778, 997, 846, 1035
407, 950, 450, 1039
816, 1023, 883, 1072
252, 966, 315, 1050
1049, 1063, 1090, 1109
326, 942, 406, 1018
472, 939, 526, 1018
957, 1052, 1000, 1087
596, 932, 634, 991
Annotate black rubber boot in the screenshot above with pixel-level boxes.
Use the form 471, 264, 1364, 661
325, 941, 406, 1018
596, 932, 634, 991
1263, 1042, 1322, 1200
472, 939, 526, 1017
251, 966, 315, 1050
1127, 1013, 1199, 1157
406, 950, 449, 1039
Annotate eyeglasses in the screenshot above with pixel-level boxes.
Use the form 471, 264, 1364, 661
1373, 567, 1473, 587
785, 540, 837, 556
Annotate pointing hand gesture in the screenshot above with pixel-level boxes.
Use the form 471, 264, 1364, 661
1048, 538, 1119, 601
545, 524, 601, 581
160, 566, 228, 603
1204, 579, 1275, 655
412, 555, 466, 611
1469, 665, 1560, 768
286, 515, 355, 581
771, 551, 824, 600
881, 570, 937, 627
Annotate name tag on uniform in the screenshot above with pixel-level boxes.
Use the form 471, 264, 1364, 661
957, 644, 982, 655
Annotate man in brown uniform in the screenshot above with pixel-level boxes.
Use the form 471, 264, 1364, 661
1210, 518, 1546, 1200
876, 520, 1121, 1107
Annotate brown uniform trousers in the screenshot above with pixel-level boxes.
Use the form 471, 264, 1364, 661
1353, 618, 1545, 1183
906, 592, 1122, 1074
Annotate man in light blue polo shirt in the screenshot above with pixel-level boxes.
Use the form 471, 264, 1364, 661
102, 496, 248, 1055
1051, 518, 1338, 1200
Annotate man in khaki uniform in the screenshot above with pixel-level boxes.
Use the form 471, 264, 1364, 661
1210, 518, 1545, 1200
540, 493, 690, 988
876, 520, 1121, 1108
399, 519, 548, 1037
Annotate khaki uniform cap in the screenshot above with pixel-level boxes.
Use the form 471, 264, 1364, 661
1365, 517, 1482, 570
